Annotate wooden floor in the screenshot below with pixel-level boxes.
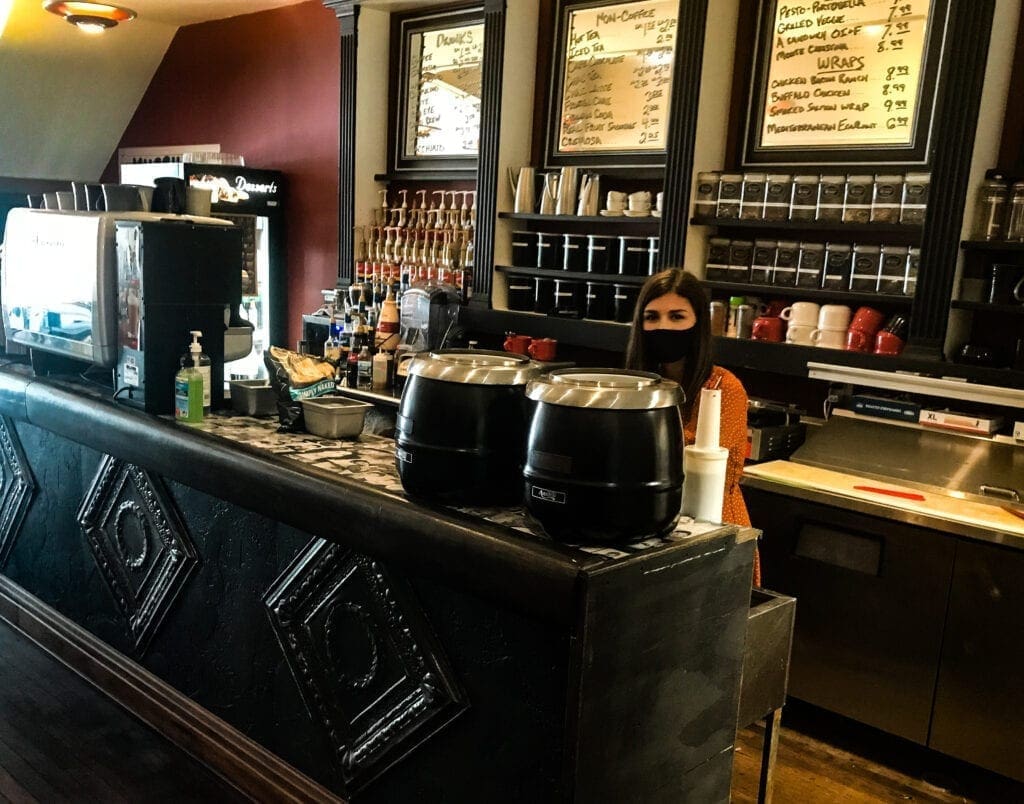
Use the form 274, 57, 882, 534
732, 702, 1024, 803
2, 613, 1022, 803
0, 618, 247, 803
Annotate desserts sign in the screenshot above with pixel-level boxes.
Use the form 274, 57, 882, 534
757, 0, 935, 151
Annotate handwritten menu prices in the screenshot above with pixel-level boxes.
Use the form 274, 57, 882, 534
759, 0, 933, 149
557, 0, 677, 153
405, 23, 484, 158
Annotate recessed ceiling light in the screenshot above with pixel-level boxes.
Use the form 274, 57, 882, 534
43, 1, 137, 33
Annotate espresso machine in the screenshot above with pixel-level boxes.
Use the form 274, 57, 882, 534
2, 209, 251, 414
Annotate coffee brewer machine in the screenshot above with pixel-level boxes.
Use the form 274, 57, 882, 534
2, 209, 251, 414
114, 218, 251, 413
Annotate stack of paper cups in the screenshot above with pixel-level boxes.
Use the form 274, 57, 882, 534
681, 388, 729, 523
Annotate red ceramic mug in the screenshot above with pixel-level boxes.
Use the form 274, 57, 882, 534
874, 330, 905, 356
849, 306, 886, 336
751, 316, 785, 342
845, 328, 873, 352
527, 337, 558, 361
503, 333, 532, 355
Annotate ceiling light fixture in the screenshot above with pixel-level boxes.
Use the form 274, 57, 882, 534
43, 1, 136, 34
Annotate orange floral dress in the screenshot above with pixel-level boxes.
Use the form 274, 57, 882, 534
683, 366, 761, 586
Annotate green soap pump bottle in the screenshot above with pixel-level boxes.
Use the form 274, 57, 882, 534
174, 331, 205, 423
178, 330, 211, 414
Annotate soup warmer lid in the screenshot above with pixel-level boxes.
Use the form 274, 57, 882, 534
526, 368, 683, 410
408, 349, 542, 386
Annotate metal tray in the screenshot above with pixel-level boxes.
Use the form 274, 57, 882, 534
301, 396, 372, 438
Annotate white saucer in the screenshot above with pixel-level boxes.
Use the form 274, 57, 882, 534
600, 209, 624, 217
624, 209, 651, 217
652, 210, 662, 218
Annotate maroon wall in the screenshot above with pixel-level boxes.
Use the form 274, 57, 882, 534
107, 1, 340, 349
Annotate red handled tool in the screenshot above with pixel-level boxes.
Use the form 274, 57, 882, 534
853, 485, 926, 501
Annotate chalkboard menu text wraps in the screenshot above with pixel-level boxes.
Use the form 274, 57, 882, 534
744, 0, 949, 166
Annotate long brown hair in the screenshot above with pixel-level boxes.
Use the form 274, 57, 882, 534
624, 268, 712, 414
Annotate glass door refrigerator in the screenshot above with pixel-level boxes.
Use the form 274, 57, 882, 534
120, 162, 286, 383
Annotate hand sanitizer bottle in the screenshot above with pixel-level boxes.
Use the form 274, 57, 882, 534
174, 331, 205, 423
178, 330, 211, 414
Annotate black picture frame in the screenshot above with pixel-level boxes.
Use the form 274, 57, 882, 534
388, 5, 485, 175
741, 0, 950, 168
544, 0, 682, 169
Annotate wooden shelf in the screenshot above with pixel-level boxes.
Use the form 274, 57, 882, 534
499, 212, 660, 226
373, 171, 477, 182
495, 265, 647, 286
960, 239, 1024, 252
691, 216, 923, 237
951, 300, 1024, 316
703, 280, 915, 307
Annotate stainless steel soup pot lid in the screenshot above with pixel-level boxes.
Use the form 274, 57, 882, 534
408, 349, 542, 386
526, 368, 683, 409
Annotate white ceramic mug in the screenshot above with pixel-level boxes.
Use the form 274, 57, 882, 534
628, 191, 652, 211
786, 323, 816, 346
780, 301, 820, 326
810, 327, 847, 349
817, 304, 853, 331
606, 191, 627, 212
656, 191, 664, 212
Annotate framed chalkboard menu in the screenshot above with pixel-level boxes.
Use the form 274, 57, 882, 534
545, 0, 680, 167
743, 0, 949, 166
391, 6, 484, 173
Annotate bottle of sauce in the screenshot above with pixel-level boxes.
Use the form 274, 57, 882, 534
376, 286, 400, 352
345, 348, 359, 388
372, 349, 391, 390
356, 346, 373, 390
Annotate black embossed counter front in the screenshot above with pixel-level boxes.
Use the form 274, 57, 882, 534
0, 365, 755, 802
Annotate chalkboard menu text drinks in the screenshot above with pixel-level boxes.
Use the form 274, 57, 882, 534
404, 22, 484, 159
747, 0, 944, 162
555, 0, 678, 156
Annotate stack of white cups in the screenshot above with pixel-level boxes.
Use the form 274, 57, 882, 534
781, 302, 820, 345
809, 304, 853, 349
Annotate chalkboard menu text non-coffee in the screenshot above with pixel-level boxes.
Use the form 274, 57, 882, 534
745, 0, 948, 165
549, 0, 679, 165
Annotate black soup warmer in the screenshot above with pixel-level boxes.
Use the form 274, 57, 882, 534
395, 350, 541, 505
524, 369, 684, 543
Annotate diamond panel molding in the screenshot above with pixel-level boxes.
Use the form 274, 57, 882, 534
265, 539, 467, 794
0, 417, 35, 568
78, 456, 198, 654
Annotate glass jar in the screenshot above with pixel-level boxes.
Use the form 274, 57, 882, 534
716, 174, 743, 219
694, 171, 721, 218
740, 172, 767, 220
1005, 181, 1024, 241
763, 174, 793, 221
705, 237, 731, 281
971, 179, 1010, 241
900, 172, 931, 224
790, 175, 819, 221
871, 175, 904, 223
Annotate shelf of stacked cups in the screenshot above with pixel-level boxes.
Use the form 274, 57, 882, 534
711, 297, 910, 357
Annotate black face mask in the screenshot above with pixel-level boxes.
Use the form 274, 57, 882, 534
645, 328, 695, 364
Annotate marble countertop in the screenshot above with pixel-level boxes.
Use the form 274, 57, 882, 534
192, 412, 733, 564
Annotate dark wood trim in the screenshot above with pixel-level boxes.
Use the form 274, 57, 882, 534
530, 0, 558, 167
997, 2, 1024, 173
724, 0, 759, 172
908, 0, 997, 357
324, 1, 359, 287
0, 575, 344, 804
659, 0, 710, 267
472, 0, 507, 303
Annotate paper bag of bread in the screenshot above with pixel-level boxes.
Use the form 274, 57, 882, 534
264, 346, 338, 431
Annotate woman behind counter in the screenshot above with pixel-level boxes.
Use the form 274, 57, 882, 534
625, 268, 760, 585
